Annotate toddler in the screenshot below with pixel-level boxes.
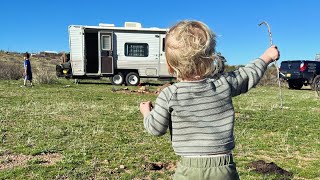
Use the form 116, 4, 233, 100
140, 20, 280, 180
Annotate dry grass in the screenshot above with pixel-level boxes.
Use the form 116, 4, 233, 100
0, 52, 59, 84
32, 62, 58, 84
0, 61, 23, 80
0, 152, 62, 170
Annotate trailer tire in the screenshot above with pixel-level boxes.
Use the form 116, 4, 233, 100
74, 79, 80, 84
110, 72, 124, 85
125, 72, 140, 86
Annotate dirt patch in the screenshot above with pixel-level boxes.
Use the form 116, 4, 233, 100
143, 161, 176, 172
248, 160, 293, 178
111, 83, 172, 94
0, 151, 62, 170
37, 153, 62, 165
111, 86, 152, 94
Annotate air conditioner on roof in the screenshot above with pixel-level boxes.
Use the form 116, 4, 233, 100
99, 23, 115, 27
124, 22, 142, 28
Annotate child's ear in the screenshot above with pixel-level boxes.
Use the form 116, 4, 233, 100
166, 62, 175, 75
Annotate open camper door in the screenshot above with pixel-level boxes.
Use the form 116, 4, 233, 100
69, 26, 85, 76
159, 34, 170, 76
99, 32, 114, 75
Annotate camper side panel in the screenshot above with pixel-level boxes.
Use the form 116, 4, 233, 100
69, 26, 85, 76
115, 32, 159, 77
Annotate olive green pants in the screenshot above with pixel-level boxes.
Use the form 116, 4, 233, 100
173, 154, 240, 180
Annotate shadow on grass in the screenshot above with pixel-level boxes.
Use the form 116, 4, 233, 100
288, 88, 312, 91
78, 81, 112, 85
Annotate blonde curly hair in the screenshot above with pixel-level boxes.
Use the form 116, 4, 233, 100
165, 20, 218, 80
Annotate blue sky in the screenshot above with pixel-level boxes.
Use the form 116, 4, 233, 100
0, 0, 319, 65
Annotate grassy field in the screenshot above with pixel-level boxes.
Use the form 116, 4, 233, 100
0, 79, 319, 179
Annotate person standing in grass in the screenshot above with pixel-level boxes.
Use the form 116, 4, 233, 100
23, 52, 33, 87
140, 20, 280, 180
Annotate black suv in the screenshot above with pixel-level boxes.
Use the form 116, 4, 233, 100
280, 60, 320, 89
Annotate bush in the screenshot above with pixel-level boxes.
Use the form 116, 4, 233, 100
0, 61, 23, 80
259, 65, 287, 87
259, 66, 278, 86
33, 62, 57, 84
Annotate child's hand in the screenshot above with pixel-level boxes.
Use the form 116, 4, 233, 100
140, 101, 153, 118
260, 45, 280, 64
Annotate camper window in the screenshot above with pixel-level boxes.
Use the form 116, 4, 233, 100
162, 38, 165, 52
102, 35, 112, 50
125, 43, 149, 57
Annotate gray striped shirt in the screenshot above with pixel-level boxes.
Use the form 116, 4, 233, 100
144, 58, 268, 156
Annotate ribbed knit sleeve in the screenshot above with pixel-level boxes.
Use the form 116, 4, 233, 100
225, 58, 268, 97
144, 89, 171, 136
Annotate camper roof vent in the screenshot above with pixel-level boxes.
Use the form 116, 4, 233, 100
99, 23, 115, 27
124, 22, 142, 28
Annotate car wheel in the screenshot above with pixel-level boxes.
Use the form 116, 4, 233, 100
288, 80, 303, 89
311, 75, 320, 91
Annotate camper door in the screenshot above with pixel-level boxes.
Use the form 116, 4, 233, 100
99, 31, 114, 75
159, 34, 170, 76
69, 26, 85, 76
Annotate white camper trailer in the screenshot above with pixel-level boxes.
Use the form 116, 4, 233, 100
56, 22, 173, 86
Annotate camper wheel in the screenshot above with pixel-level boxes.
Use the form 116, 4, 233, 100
110, 73, 124, 85
74, 79, 80, 84
125, 72, 140, 86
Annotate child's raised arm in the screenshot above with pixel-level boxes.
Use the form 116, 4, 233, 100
225, 45, 280, 96
259, 45, 280, 64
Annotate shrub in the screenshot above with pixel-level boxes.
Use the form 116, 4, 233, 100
0, 61, 23, 80
259, 66, 278, 86
33, 62, 57, 84
259, 65, 287, 87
